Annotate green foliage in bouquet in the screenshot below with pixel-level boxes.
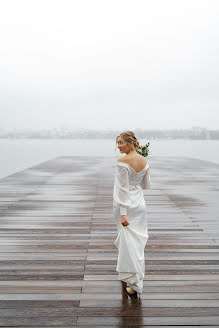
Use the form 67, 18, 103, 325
136, 142, 150, 157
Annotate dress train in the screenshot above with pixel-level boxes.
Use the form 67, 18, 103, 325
114, 225, 149, 294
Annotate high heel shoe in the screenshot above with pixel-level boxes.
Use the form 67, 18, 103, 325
126, 287, 137, 295
126, 287, 141, 300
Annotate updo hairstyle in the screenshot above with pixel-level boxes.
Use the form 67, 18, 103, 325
116, 131, 140, 151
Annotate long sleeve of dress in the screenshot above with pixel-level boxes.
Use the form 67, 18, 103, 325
113, 165, 130, 215
140, 167, 151, 189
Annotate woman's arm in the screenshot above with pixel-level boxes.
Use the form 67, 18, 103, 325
113, 165, 130, 215
140, 168, 151, 189
113, 164, 131, 226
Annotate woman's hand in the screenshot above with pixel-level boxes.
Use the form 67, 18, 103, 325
121, 215, 129, 226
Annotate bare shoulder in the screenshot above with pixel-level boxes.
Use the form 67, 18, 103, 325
143, 157, 148, 165
117, 155, 129, 164
136, 154, 147, 165
117, 155, 147, 167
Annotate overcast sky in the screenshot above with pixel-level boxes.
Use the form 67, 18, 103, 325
0, 0, 219, 131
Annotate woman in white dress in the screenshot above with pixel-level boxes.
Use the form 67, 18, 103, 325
113, 131, 151, 299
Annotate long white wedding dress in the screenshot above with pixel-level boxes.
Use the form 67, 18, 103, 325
113, 159, 151, 295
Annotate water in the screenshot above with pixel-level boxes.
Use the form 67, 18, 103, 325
0, 138, 219, 179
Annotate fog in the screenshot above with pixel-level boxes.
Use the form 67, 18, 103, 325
0, 0, 219, 130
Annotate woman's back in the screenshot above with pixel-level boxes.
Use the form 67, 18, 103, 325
117, 154, 147, 174
113, 154, 150, 296
114, 131, 151, 298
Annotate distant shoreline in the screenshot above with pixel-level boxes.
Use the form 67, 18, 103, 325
0, 127, 218, 140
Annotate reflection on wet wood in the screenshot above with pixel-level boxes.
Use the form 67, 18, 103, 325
0, 156, 219, 326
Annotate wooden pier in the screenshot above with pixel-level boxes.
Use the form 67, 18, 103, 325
0, 155, 219, 327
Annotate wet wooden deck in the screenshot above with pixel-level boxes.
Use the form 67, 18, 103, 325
0, 155, 219, 327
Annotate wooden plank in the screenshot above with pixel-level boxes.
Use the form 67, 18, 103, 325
0, 156, 219, 326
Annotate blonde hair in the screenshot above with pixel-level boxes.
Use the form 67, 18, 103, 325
115, 130, 140, 151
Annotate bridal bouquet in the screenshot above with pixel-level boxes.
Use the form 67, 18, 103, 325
137, 142, 150, 157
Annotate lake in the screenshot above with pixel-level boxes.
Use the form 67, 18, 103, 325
0, 138, 219, 179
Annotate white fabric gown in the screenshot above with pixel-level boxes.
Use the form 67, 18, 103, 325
113, 160, 151, 294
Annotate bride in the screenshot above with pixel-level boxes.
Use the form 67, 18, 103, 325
113, 131, 151, 299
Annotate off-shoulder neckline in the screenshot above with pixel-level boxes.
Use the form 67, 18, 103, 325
117, 161, 149, 174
